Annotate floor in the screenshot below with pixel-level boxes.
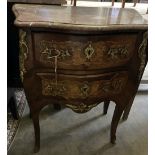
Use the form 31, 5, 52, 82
8, 91, 148, 155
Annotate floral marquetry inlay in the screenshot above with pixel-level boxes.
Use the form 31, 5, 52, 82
42, 79, 66, 96
100, 74, 128, 94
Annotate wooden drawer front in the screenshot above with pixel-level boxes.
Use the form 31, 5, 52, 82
36, 71, 128, 100
33, 33, 137, 70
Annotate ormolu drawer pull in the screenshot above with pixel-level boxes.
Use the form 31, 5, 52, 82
40, 40, 71, 62
41, 47, 61, 60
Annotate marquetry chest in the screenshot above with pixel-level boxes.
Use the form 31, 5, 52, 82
13, 4, 148, 152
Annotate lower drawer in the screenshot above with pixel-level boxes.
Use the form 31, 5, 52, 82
36, 71, 128, 100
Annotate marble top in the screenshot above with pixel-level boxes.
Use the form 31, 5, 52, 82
13, 4, 148, 31
8, 0, 66, 4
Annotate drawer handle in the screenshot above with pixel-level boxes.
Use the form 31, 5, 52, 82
40, 40, 71, 62
41, 47, 61, 60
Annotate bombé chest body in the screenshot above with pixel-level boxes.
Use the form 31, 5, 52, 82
13, 4, 147, 152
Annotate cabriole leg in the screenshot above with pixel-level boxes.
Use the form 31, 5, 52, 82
32, 112, 40, 153
103, 100, 110, 115
110, 105, 124, 144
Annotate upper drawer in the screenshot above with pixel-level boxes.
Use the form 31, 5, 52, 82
33, 33, 137, 70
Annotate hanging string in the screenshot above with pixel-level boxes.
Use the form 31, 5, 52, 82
54, 55, 58, 88
48, 48, 60, 89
